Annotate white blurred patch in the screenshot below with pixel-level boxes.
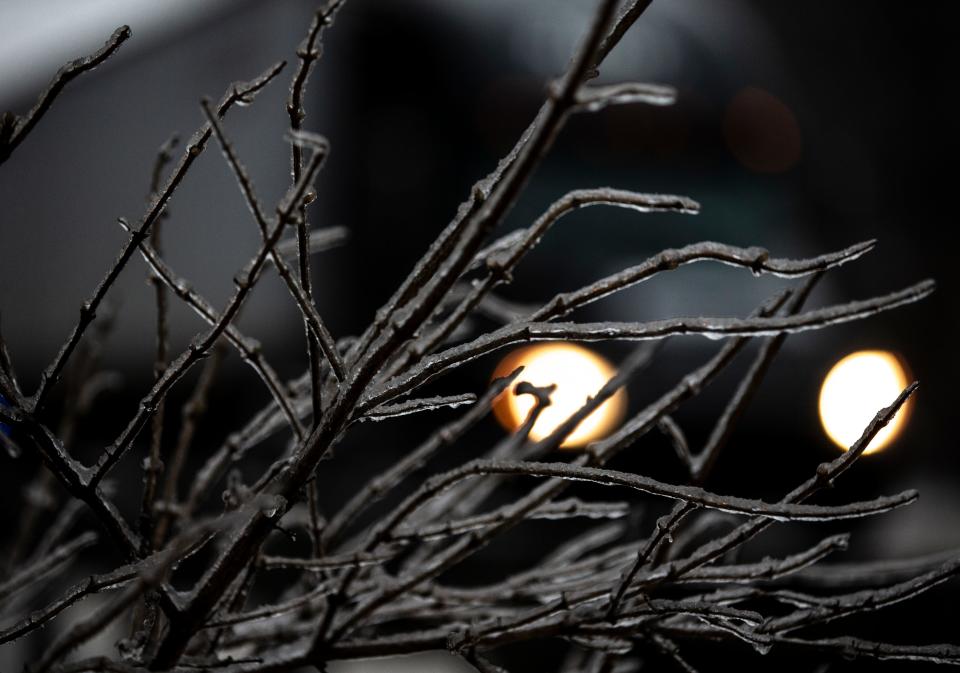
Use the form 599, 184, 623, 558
0, 0, 231, 107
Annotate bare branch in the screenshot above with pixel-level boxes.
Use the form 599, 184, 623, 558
386, 190, 698, 378
0, 532, 98, 604
0, 402, 139, 557
2, 2, 942, 670
761, 554, 960, 633
151, 342, 226, 548
660, 622, 960, 666
337, 293, 793, 644
0, 563, 135, 645
606, 274, 822, 615
138, 133, 179, 553
530, 240, 872, 322
574, 82, 677, 111
274, 226, 349, 260
681, 533, 850, 584
688, 271, 821, 481
288, 0, 349, 422
0, 26, 131, 165
90, 136, 329, 488
259, 549, 397, 572
658, 416, 693, 470
321, 369, 521, 549
30, 524, 216, 673
200, 98, 345, 384
202, 577, 337, 629
368, 458, 916, 531
792, 548, 960, 589
363, 279, 932, 410
629, 382, 920, 597
345, 0, 624, 387
119, 217, 304, 437
391, 498, 631, 543
359, 393, 478, 423
30, 60, 287, 412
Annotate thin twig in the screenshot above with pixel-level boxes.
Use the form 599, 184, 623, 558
200, 98, 345, 383
358, 393, 478, 423
138, 133, 179, 553
120, 218, 303, 438
0, 532, 98, 604
90, 135, 329, 488
363, 279, 932, 410
607, 274, 822, 616
632, 382, 919, 596
31, 60, 288, 412
288, 0, 348, 421
760, 554, 960, 633
386, 190, 699, 376
321, 369, 521, 549
151, 342, 226, 548
0, 26, 131, 165
529, 240, 870, 322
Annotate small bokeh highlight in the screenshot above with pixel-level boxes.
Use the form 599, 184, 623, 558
818, 349, 912, 455
491, 343, 627, 448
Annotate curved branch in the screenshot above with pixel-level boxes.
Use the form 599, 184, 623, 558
0, 26, 131, 165
530, 239, 874, 322
30, 60, 287, 412
364, 279, 933, 410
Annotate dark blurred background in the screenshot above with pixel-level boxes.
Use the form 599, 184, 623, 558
1, 1, 958, 670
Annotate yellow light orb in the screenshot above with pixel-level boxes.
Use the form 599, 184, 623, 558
491, 343, 627, 448
818, 350, 911, 455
